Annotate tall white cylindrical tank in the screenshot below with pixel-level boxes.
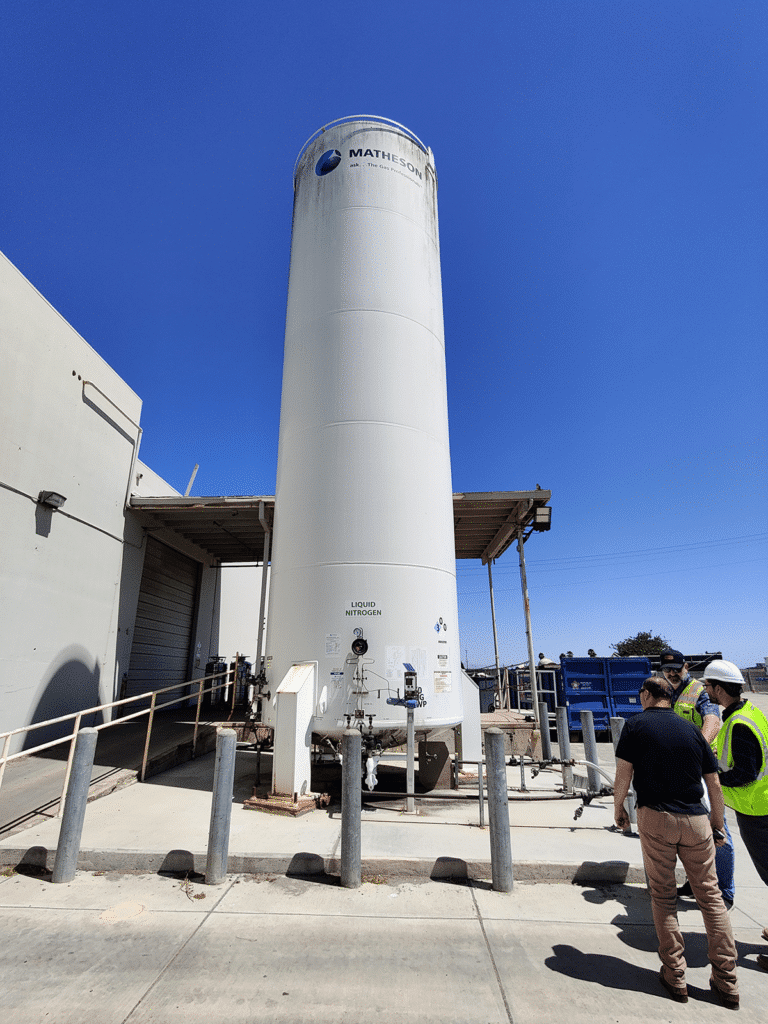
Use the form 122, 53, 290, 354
264, 116, 462, 743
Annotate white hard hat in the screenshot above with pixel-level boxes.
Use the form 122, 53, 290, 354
703, 659, 745, 687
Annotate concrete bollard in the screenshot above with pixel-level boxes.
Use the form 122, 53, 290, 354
538, 702, 552, 760
580, 710, 601, 794
610, 716, 637, 827
341, 729, 361, 888
556, 706, 573, 795
52, 727, 98, 883
485, 728, 513, 892
205, 728, 237, 884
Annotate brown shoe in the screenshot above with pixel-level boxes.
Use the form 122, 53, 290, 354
757, 953, 768, 973
659, 969, 688, 1003
762, 926, 768, 942
710, 978, 739, 1010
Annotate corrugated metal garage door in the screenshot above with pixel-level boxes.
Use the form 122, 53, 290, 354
127, 537, 200, 708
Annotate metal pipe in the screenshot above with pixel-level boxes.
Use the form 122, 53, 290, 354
341, 729, 361, 888
516, 524, 540, 725
556, 706, 573, 794
256, 503, 271, 673
579, 710, 602, 793
81, 379, 143, 511
0, 670, 232, 804
205, 728, 237, 884
610, 716, 636, 827
52, 728, 98, 883
57, 712, 83, 817
229, 653, 239, 716
140, 693, 157, 782
406, 705, 415, 814
357, 789, 574, 802
184, 464, 199, 497
485, 728, 513, 892
0, 733, 10, 797
192, 679, 204, 757
487, 560, 502, 709
538, 702, 552, 760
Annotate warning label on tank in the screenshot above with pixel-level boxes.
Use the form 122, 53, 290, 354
434, 671, 451, 693
325, 633, 341, 657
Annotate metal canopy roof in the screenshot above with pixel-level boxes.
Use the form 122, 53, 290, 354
452, 490, 551, 563
129, 489, 551, 564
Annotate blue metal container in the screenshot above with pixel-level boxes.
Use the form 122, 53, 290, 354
559, 657, 611, 733
607, 657, 651, 723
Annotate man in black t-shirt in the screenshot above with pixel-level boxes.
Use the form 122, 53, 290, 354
613, 675, 738, 1008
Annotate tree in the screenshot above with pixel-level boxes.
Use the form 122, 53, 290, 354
610, 631, 668, 657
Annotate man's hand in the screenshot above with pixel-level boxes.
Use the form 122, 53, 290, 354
712, 823, 727, 847
613, 757, 634, 831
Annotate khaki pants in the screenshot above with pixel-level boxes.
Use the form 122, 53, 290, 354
637, 806, 737, 995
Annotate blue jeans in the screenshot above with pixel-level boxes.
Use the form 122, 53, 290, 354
714, 817, 735, 902
701, 787, 736, 902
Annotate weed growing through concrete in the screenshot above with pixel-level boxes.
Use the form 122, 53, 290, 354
179, 873, 206, 901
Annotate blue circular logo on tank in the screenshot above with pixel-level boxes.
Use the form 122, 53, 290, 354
315, 149, 341, 176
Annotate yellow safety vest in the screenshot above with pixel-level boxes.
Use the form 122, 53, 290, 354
715, 700, 768, 816
673, 678, 705, 730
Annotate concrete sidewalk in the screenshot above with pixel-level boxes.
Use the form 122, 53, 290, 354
1, 870, 767, 1023
2, 698, 767, 1022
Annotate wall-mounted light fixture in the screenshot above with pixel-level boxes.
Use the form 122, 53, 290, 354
37, 490, 67, 509
532, 505, 551, 531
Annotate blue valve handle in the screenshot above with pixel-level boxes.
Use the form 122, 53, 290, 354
386, 697, 418, 709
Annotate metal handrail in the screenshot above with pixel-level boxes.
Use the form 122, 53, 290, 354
0, 662, 242, 817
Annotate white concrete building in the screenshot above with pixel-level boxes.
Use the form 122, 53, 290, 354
0, 252, 226, 753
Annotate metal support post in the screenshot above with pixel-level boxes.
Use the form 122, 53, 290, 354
256, 503, 271, 673
610, 716, 636, 827
556, 706, 573, 794
538, 702, 552, 760
485, 728, 513, 892
341, 729, 361, 888
516, 525, 539, 725
406, 705, 415, 814
580, 710, 601, 794
205, 728, 237, 884
487, 560, 502, 709
52, 727, 98, 883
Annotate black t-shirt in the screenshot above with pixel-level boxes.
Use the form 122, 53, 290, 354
615, 707, 718, 814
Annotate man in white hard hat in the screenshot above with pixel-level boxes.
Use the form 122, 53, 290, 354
660, 648, 735, 906
613, 675, 738, 1007
704, 659, 768, 974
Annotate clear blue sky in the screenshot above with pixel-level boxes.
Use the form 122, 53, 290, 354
2, 2, 766, 668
